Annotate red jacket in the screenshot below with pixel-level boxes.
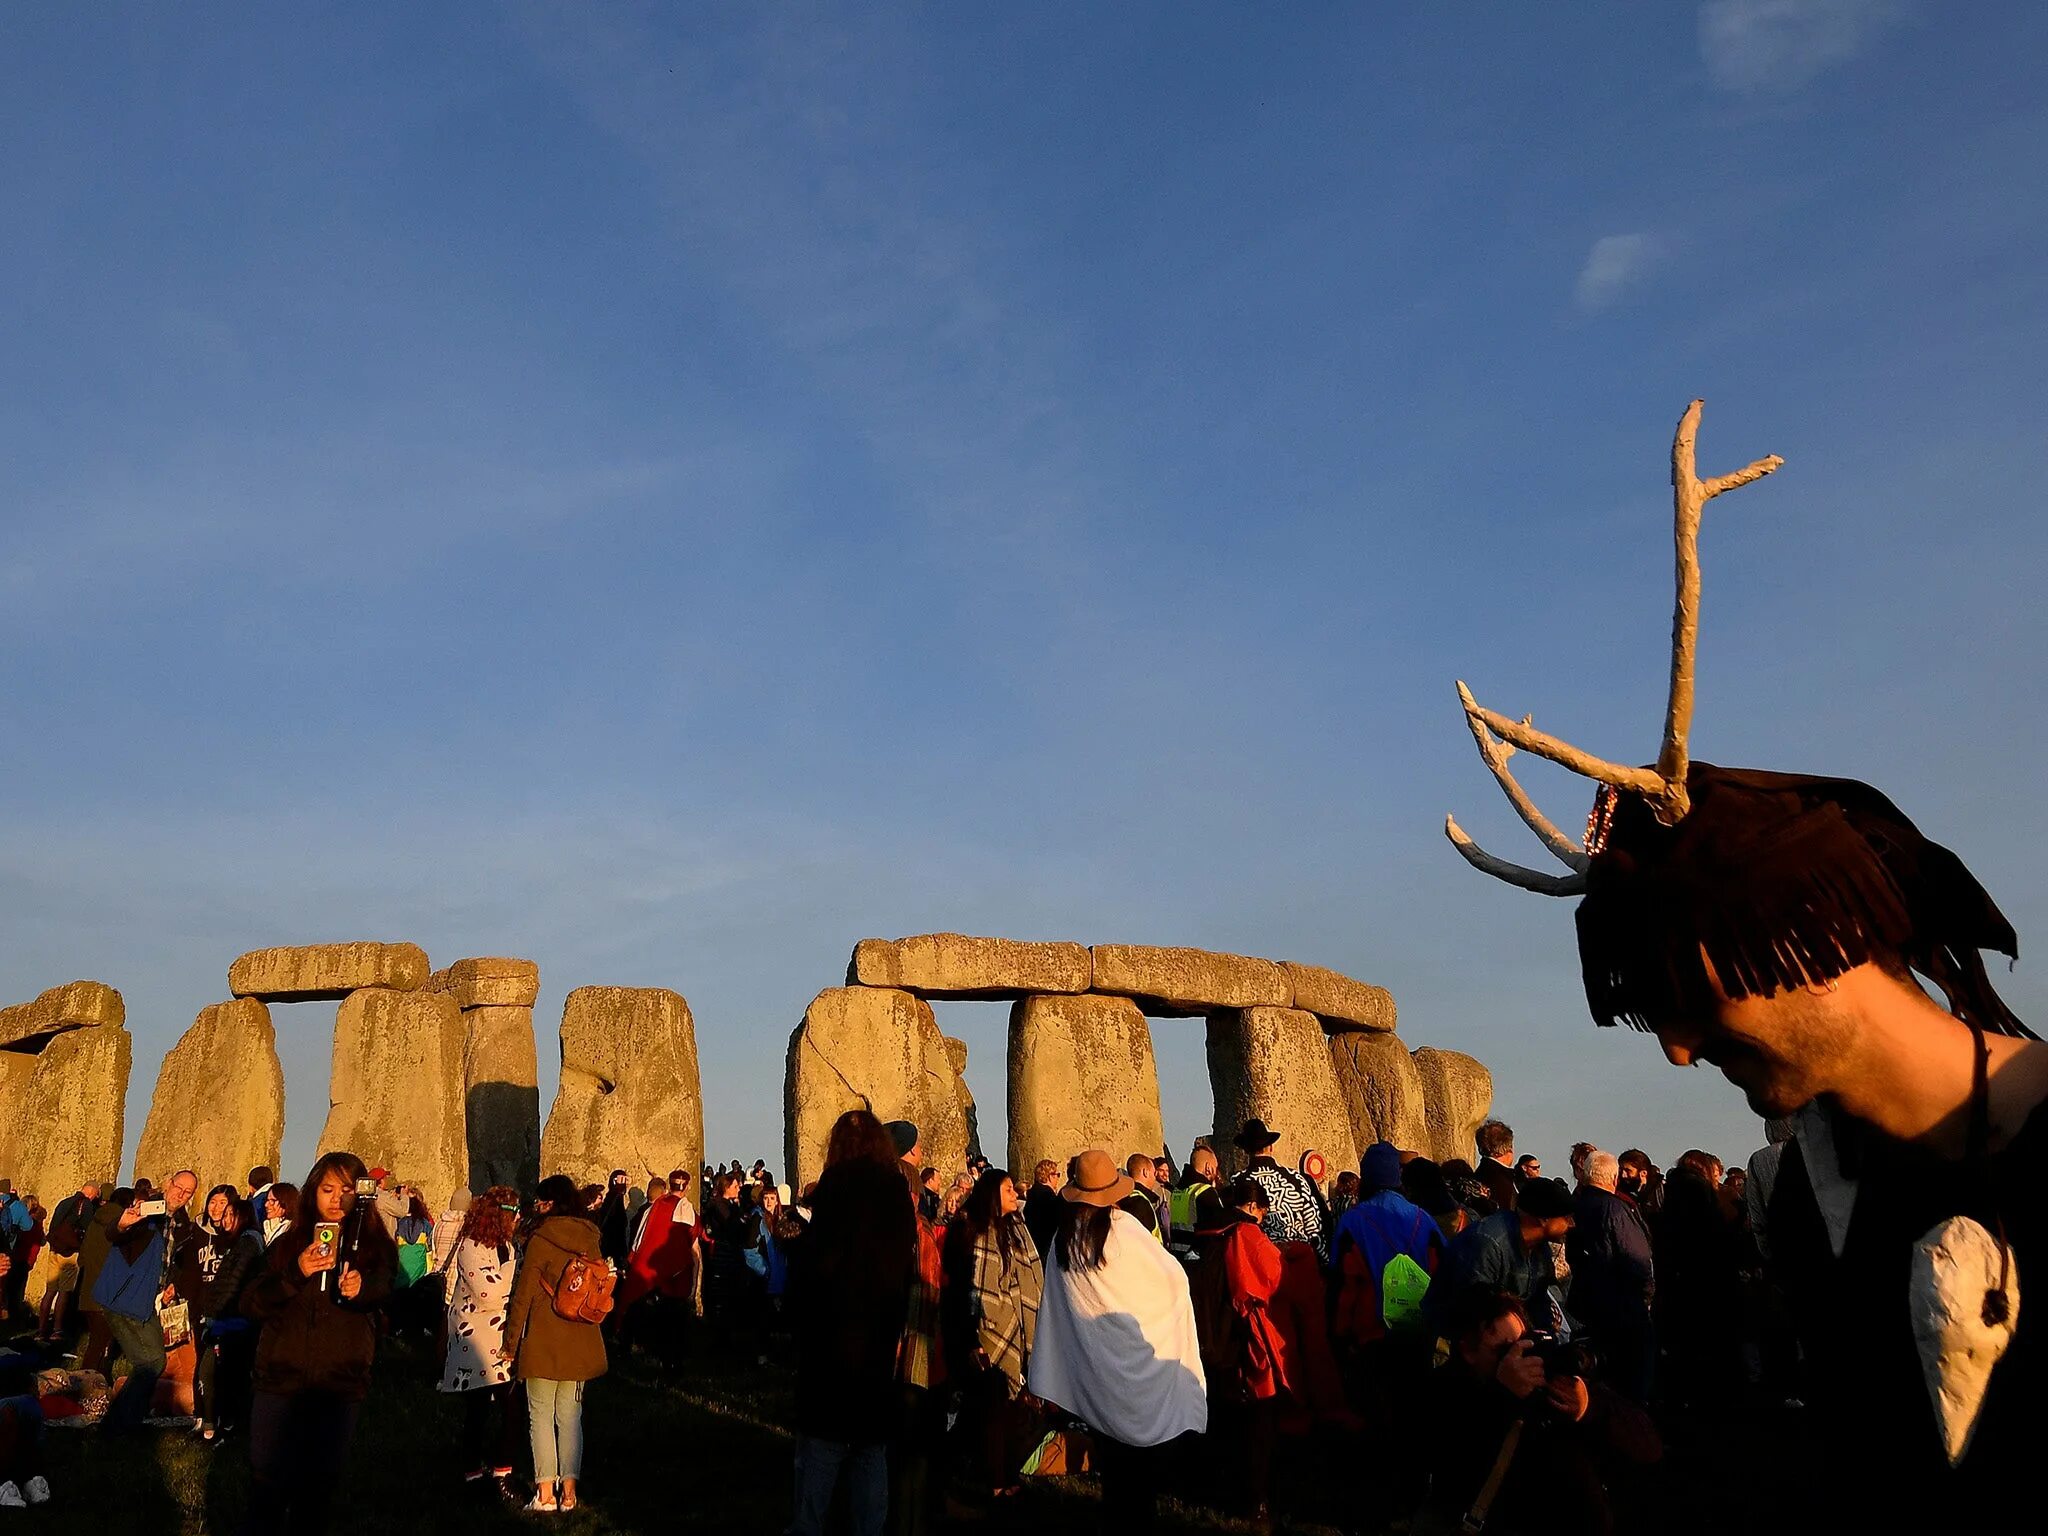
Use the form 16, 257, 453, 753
618, 1194, 699, 1309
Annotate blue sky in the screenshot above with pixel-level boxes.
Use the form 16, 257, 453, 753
4, 2, 2044, 1188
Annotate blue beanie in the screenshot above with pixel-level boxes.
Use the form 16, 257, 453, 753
1362, 1141, 1403, 1193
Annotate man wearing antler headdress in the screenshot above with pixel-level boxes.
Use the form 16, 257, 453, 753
1448, 401, 2042, 1523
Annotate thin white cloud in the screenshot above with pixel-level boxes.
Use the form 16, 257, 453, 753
1573, 233, 1665, 311
1699, 0, 1909, 94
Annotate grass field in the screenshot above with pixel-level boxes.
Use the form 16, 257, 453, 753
9, 1326, 1285, 1536
9, 1317, 1783, 1535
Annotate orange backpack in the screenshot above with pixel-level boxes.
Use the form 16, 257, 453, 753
543, 1252, 616, 1324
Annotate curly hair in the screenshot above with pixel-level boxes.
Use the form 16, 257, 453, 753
459, 1184, 520, 1251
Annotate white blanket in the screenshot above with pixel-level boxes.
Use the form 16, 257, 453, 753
1027, 1207, 1208, 1447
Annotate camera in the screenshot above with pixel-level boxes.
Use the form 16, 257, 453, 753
1523, 1329, 1595, 1381
355, 1177, 378, 1199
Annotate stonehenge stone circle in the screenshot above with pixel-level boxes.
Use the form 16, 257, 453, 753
541, 986, 704, 1189
0, 1015, 130, 1215
1207, 1005, 1358, 1177
793, 933, 1489, 1195
231, 941, 430, 1002
1412, 1047, 1496, 1164
852, 935, 1091, 998
464, 1004, 541, 1193
1007, 993, 1164, 1179
1090, 944, 1291, 1016
0, 980, 124, 1047
318, 987, 467, 1205
785, 986, 970, 1191
1329, 1029, 1429, 1153
427, 957, 541, 1011
134, 998, 284, 1199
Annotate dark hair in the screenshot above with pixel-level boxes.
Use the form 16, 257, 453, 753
204, 1184, 243, 1231
578, 1183, 604, 1210
961, 1166, 1021, 1269
1223, 1177, 1268, 1212
824, 1110, 898, 1172
1477, 1121, 1514, 1158
249, 1166, 275, 1187
1055, 1199, 1112, 1274
534, 1175, 581, 1210
1449, 1286, 1528, 1342
1334, 1171, 1360, 1195
282, 1152, 395, 1278
1618, 1148, 1653, 1172
1402, 1157, 1456, 1218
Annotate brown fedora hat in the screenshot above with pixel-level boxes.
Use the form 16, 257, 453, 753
1062, 1149, 1136, 1207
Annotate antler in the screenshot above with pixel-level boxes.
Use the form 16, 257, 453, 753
1659, 398, 1783, 818
1447, 398, 1781, 889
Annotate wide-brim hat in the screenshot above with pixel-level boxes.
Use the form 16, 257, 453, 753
1062, 1149, 1135, 1207
1232, 1118, 1282, 1153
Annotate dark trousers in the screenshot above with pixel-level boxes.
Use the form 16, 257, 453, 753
887, 1384, 944, 1536
1209, 1395, 1279, 1516
957, 1366, 1033, 1492
460, 1383, 521, 1474
1094, 1433, 1169, 1534
195, 1322, 257, 1431
240, 1389, 361, 1536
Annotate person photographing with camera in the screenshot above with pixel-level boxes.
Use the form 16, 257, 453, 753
1425, 1289, 1659, 1536
88, 1171, 194, 1431
236, 1151, 396, 1536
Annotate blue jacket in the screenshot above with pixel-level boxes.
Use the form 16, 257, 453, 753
1566, 1185, 1654, 1326
92, 1220, 169, 1321
1426, 1210, 1552, 1332
0, 1195, 31, 1245
1331, 1189, 1441, 1282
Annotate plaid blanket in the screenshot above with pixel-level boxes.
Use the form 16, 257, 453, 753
968, 1216, 1042, 1397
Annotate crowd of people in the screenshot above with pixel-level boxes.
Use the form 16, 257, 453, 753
0, 1097, 1988, 1534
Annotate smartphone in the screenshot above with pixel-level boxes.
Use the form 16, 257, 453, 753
136, 1198, 168, 1219
312, 1221, 340, 1260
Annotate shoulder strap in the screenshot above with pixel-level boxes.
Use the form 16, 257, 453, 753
1462, 1420, 1523, 1532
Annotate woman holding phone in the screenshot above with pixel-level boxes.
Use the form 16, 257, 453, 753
236, 1152, 396, 1536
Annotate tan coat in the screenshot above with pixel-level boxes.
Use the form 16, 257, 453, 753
504, 1214, 609, 1383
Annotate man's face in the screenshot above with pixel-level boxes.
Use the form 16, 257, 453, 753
1459, 1310, 1527, 1377
167, 1174, 198, 1211
1131, 1162, 1156, 1190
1649, 958, 1857, 1117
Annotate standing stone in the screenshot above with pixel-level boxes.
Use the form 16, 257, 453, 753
944, 1037, 983, 1164
784, 987, 969, 1192
1207, 1006, 1357, 1178
1006, 994, 1164, 1180
230, 942, 430, 1002
464, 1005, 540, 1194
541, 987, 703, 1190
0, 1024, 130, 1210
317, 988, 466, 1205
1412, 1047, 1495, 1164
850, 935, 1092, 998
1329, 1031, 1429, 1154
134, 999, 284, 1198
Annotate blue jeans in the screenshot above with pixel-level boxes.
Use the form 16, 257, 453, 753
525, 1378, 584, 1482
789, 1435, 886, 1536
103, 1311, 167, 1430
